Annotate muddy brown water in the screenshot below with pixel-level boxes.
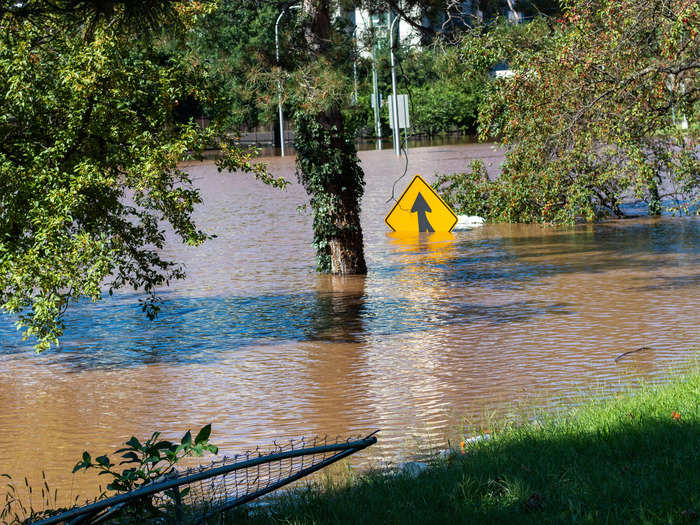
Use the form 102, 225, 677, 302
1, 143, 698, 505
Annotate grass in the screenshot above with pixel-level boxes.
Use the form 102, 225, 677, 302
227, 374, 700, 524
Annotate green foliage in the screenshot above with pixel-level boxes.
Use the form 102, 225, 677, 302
355, 46, 486, 138
186, 0, 282, 130
444, 0, 700, 224
0, 3, 281, 351
343, 93, 375, 137
1, 425, 217, 524
72, 424, 218, 493
411, 78, 484, 136
434, 160, 504, 219
434, 157, 573, 223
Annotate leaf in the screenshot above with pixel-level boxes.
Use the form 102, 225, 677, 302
95, 455, 110, 467
120, 451, 140, 460
181, 430, 192, 447
125, 437, 143, 451
194, 424, 211, 445
82, 452, 91, 464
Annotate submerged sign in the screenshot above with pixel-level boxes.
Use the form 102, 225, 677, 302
384, 175, 458, 233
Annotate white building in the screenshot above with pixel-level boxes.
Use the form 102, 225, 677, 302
347, 1, 523, 55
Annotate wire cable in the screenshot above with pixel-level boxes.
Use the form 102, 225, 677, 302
385, 21, 416, 209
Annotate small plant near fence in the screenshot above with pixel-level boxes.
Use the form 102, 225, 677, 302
72, 424, 218, 493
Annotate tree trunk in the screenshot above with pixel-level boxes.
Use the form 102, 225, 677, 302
320, 112, 367, 275
295, 0, 367, 275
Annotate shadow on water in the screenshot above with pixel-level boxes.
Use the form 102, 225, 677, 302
0, 293, 571, 371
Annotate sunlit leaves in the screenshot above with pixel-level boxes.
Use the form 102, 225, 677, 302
73, 425, 218, 495
0, 3, 278, 351
447, 0, 699, 224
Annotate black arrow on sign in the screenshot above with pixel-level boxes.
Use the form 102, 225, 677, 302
411, 192, 435, 233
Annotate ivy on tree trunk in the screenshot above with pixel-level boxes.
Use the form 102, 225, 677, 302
294, 110, 367, 274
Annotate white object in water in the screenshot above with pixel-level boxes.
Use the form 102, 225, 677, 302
464, 433, 491, 445
399, 461, 428, 478
453, 215, 485, 231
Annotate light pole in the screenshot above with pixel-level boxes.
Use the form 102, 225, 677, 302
389, 11, 401, 156
352, 25, 358, 104
368, 15, 382, 150
275, 4, 300, 157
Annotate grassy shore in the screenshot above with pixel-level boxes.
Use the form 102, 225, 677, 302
230, 374, 700, 524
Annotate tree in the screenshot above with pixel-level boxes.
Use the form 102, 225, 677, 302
185, 0, 282, 131
288, 0, 368, 274
437, 0, 699, 223
185, 0, 368, 274
0, 0, 284, 350
4, 0, 478, 350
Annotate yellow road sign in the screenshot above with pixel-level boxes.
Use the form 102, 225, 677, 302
384, 175, 458, 233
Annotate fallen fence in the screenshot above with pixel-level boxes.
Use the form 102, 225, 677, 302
30, 432, 378, 525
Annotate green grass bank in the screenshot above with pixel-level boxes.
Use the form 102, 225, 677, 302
231, 374, 700, 524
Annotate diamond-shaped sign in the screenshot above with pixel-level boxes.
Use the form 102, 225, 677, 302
384, 175, 458, 233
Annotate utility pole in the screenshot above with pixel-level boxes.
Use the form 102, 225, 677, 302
369, 15, 382, 150
275, 4, 300, 156
352, 25, 358, 104
389, 11, 401, 156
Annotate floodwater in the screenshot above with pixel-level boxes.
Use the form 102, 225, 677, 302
1, 143, 698, 504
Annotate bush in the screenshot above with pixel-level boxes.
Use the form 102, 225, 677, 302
433, 160, 499, 218
411, 79, 484, 136
434, 159, 582, 223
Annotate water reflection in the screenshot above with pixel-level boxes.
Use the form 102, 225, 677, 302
299, 275, 374, 441
310, 275, 367, 344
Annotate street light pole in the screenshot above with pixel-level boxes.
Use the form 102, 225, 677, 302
352, 26, 358, 104
368, 15, 382, 150
389, 11, 401, 156
275, 5, 300, 157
